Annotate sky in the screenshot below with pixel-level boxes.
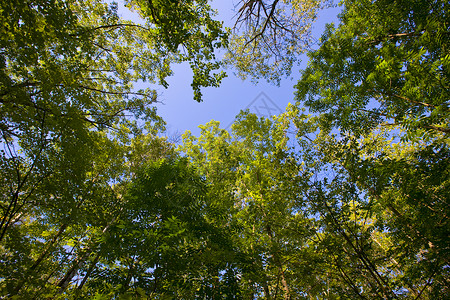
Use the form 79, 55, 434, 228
120, 1, 342, 137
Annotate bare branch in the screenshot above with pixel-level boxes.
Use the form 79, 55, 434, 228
242, 0, 281, 48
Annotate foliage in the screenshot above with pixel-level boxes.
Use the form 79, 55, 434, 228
74, 157, 232, 299
180, 110, 320, 299
180, 107, 449, 298
300, 127, 450, 299
295, 0, 450, 138
290, 1, 449, 297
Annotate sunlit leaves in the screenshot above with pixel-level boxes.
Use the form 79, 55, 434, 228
296, 0, 450, 139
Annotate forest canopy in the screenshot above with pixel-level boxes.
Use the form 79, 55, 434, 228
0, 0, 448, 299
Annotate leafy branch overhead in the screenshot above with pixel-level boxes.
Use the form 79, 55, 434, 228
295, 0, 450, 139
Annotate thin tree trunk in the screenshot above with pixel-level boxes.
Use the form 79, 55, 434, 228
0, 120, 48, 242
12, 223, 68, 295
57, 221, 113, 293
325, 205, 392, 298
266, 226, 290, 300
315, 189, 395, 299
74, 250, 101, 298
263, 281, 271, 300
57, 248, 92, 292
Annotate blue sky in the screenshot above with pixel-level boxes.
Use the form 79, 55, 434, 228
120, 1, 342, 137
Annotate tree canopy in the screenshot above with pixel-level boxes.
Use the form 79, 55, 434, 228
295, 0, 449, 138
1, 0, 448, 299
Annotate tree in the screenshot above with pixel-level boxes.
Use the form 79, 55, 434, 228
0, 0, 227, 297
180, 110, 325, 299
226, 0, 333, 83
0, 0, 226, 246
292, 3, 450, 295
292, 2, 450, 295
0, 130, 130, 297
0, 0, 227, 240
72, 157, 231, 299
295, 0, 450, 139
1, 131, 228, 298
334, 134, 450, 298
289, 114, 450, 298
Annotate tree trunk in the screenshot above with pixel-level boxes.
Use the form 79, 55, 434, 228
74, 250, 101, 298
266, 225, 290, 300
57, 221, 113, 293
12, 223, 68, 295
